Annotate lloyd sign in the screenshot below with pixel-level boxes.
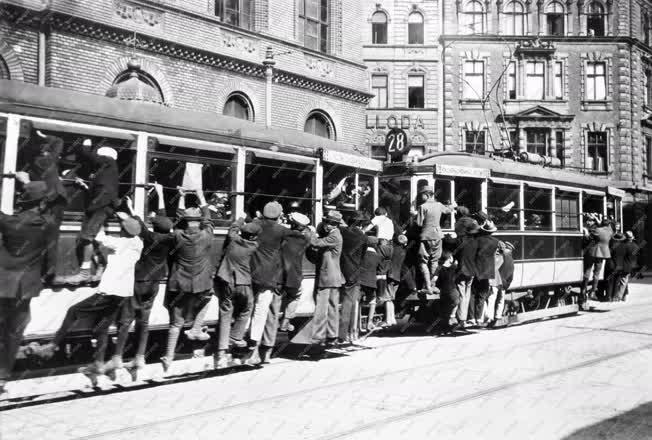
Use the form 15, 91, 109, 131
366, 114, 426, 130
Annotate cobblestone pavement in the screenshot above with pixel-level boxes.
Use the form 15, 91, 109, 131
2, 280, 652, 440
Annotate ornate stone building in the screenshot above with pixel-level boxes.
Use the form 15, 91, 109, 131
0, 0, 370, 152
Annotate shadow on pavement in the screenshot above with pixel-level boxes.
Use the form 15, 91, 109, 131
562, 401, 652, 440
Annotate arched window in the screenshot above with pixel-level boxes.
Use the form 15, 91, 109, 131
587, 2, 606, 36
371, 11, 388, 44
106, 62, 165, 104
545, 2, 565, 36
408, 12, 424, 44
223, 93, 253, 120
0, 57, 9, 80
304, 111, 334, 139
503, 1, 526, 35
463, 1, 485, 34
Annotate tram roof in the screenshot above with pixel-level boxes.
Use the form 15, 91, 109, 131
0, 80, 342, 156
384, 152, 628, 192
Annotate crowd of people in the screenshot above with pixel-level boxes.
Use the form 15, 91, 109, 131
0, 130, 642, 394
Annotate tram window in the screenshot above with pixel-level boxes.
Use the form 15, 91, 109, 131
323, 164, 355, 212
15, 130, 136, 221
245, 155, 315, 221
583, 194, 603, 218
606, 196, 621, 225
555, 191, 579, 231
524, 185, 552, 231
434, 179, 453, 229
555, 236, 583, 259
147, 143, 234, 223
502, 235, 523, 261
358, 174, 375, 216
487, 182, 520, 230
523, 235, 554, 259
454, 177, 482, 214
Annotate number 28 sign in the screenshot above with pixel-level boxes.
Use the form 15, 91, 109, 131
384, 128, 411, 159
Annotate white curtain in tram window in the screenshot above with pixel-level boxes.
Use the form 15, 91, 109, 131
182, 162, 204, 192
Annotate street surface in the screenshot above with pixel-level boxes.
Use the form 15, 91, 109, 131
2, 280, 652, 440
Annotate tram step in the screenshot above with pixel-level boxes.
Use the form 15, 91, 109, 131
496, 304, 579, 327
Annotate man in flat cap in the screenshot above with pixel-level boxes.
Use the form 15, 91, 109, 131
0, 180, 58, 394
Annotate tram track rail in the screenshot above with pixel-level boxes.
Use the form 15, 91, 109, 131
51, 303, 652, 440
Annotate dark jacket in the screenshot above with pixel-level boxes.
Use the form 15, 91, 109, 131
388, 244, 407, 282
75, 145, 120, 212
168, 206, 214, 293
339, 226, 368, 286
134, 212, 175, 282
612, 241, 639, 273
27, 136, 67, 211
436, 263, 458, 298
499, 248, 515, 290
217, 222, 259, 286
282, 228, 311, 289
359, 246, 381, 289
475, 234, 500, 280
310, 226, 345, 289
455, 236, 478, 278
251, 219, 290, 289
0, 209, 58, 299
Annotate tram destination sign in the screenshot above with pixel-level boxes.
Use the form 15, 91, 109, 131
434, 164, 490, 178
320, 148, 384, 172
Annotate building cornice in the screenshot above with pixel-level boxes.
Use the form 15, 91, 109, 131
2, 3, 373, 104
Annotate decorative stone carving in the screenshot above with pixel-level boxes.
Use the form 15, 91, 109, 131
221, 30, 257, 54
305, 55, 334, 78
114, 1, 163, 30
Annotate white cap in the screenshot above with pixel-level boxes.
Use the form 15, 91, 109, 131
97, 146, 118, 161
82, 139, 92, 147
288, 212, 310, 227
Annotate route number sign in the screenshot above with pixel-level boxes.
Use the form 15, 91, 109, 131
385, 128, 410, 159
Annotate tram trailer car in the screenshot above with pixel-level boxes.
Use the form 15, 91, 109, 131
0, 82, 624, 352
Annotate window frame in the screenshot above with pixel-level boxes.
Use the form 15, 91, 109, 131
215, 0, 254, 30
464, 129, 486, 154
525, 60, 546, 100
645, 136, 652, 178
586, 1, 606, 36
370, 74, 389, 109
407, 11, 425, 44
555, 189, 581, 232
526, 128, 548, 156
503, 1, 526, 35
463, 0, 485, 34
304, 110, 335, 140
371, 11, 388, 44
507, 61, 517, 99
586, 130, 608, 172
585, 61, 607, 101
523, 184, 554, 231
554, 61, 564, 99
223, 92, 253, 121
298, 0, 330, 53
645, 69, 652, 108
487, 180, 522, 231
545, 1, 565, 36
407, 74, 425, 109
463, 59, 485, 100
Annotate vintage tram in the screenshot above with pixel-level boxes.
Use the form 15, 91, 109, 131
0, 80, 624, 347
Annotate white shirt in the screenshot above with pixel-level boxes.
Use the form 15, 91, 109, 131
371, 215, 395, 240
96, 235, 143, 297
